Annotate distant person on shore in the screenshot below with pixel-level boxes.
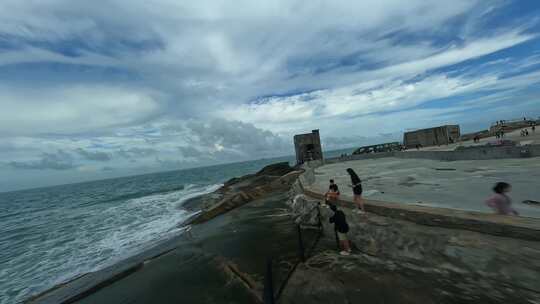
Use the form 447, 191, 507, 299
325, 179, 340, 206
533, 125, 536, 133
329, 204, 351, 255
485, 182, 518, 216
346, 168, 365, 214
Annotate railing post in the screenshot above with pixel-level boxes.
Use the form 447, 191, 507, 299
263, 258, 275, 304
316, 204, 322, 232
334, 228, 340, 250
297, 224, 305, 263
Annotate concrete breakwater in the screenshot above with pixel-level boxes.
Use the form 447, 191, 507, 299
282, 159, 540, 303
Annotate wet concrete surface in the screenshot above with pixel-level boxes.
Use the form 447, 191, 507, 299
72, 192, 301, 304
281, 194, 540, 304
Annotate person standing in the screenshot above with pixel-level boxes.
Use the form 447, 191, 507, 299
325, 179, 340, 207
346, 168, 365, 213
329, 204, 351, 255
485, 182, 518, 215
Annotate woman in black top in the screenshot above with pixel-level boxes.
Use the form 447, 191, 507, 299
346, 168, 365, 213
329, 204, 351, 255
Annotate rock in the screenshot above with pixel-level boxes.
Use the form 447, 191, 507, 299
269, 170, 304, 189
223, 175, 254, 188
255, 162, 294, 176
182, 192, 224, 211
221, 162, 293, 189
189, 162, 300, 225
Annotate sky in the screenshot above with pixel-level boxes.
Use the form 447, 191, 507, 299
1, 0, 540, 192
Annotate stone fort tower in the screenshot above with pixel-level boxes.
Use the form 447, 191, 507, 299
293, 129, 323, 165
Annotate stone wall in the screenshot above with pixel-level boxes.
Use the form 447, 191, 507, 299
294, 130, 323, 165
326, 209, 540, 302
403, 125, 460, 148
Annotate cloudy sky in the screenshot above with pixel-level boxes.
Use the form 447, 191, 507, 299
1, 0, 540, 191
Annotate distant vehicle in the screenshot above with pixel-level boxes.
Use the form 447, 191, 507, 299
353, 142, 402, 154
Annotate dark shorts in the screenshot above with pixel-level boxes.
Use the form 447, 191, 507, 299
353, 185, 363, 195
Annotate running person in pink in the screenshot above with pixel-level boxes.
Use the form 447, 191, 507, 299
485, 182, 518, 215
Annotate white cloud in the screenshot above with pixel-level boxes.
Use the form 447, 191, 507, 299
377, 30, 534, 77
218, 29, 536, 134
1, 0, 540, 191
0, 85, 161, 135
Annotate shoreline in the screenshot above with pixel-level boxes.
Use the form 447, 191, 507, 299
25, 232, 190, 304
25, 162, 299, 304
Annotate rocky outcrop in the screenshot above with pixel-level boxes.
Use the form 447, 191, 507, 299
222, 162, 295, 190
188, 162, 302, 224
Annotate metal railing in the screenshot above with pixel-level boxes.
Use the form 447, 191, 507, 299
263, 203, 323, 303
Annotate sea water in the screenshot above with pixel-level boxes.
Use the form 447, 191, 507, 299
0, 158, 291, 304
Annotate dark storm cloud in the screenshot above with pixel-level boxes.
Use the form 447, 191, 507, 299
75, 148, 112, 161
8, 150, 75, 170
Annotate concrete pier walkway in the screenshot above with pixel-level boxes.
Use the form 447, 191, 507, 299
310, 157, 540, 218
281, 158, 540, 303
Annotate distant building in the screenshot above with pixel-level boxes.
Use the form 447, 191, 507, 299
353, 142, 402, 155
294, 130, 323, 165
403, 125, 460, 148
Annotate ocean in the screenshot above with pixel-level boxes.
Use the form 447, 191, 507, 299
0, 157, 294, 304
